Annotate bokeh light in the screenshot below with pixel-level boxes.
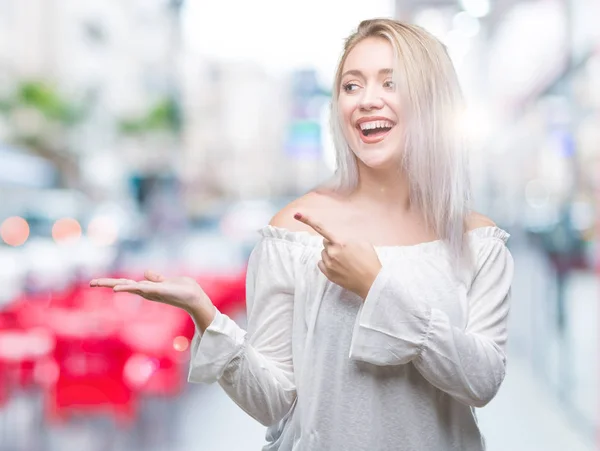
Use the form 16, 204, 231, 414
173, 335, 189, 352
459, 0, 491, 18
87, 215, 119, 246
124, 354, 159, 387
52, 218, 82, 243
0, 216, 30, 246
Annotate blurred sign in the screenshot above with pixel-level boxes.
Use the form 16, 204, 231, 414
285, 120, 322, 159
553, 129, 576, 158
290, 69, 323, 98
286, 69, 328, 160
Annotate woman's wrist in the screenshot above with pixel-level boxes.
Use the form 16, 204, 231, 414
358, 264, 382, 300
186, 297, 217, 334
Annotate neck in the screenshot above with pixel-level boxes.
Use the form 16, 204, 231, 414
351, 160, 411, 210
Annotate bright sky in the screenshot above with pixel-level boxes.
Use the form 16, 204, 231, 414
182, 0, 395, 84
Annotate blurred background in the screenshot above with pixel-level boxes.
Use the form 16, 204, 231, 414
0, 0, 598, 450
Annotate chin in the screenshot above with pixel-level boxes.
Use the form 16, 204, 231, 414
353, 147, 400, 171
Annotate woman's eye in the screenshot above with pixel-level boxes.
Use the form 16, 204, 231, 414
342, 83, 359, 93
383, 80, 396, 90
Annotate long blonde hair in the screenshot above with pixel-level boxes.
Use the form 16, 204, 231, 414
322, 18, 471, 264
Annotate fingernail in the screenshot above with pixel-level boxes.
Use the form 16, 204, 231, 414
294, 213, 302, 220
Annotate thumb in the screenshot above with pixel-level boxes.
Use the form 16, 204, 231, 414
144, 269, 165, 282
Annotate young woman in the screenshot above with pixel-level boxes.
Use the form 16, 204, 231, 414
91, 19, 514, 451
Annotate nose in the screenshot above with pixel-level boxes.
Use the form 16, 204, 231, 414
358, 85, 384, 111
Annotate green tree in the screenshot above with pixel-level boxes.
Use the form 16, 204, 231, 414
118, 96, 181, 136
0, 80, 88, 187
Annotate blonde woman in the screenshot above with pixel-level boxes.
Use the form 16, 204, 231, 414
91, 19, 514, 451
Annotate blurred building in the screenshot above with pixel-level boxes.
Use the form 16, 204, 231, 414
180, 59, 333, 215
0, 0, 183, 196
180, 59, 287, 212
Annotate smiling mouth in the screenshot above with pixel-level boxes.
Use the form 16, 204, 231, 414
360, 126, 393, 137
357, 120, 395, 142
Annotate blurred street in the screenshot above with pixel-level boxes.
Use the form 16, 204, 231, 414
1, 0, 600, 449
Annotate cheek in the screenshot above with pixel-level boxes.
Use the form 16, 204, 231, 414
387, 95, 404, 123
337, 99, 356, 130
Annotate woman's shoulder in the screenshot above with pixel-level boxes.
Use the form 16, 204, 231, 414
465, 211, 511, 244
465, 211, 496, 232
269, 190, 337, 233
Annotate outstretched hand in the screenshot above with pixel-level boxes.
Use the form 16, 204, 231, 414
294, 212, 382, 300
90, 270, 211, 314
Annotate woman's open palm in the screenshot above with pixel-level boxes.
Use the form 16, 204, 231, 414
90, 270, 208, 312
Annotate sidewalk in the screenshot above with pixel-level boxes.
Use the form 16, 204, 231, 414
477, 355, 594, 451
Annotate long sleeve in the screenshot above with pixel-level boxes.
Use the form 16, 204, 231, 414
187, 237, 297, 426
348, 229, 514, 408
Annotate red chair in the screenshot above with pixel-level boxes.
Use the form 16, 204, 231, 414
0, 361, 9, 407
26, 307, 137, 426
0, 327, 55, 390
46, 336, 136, 425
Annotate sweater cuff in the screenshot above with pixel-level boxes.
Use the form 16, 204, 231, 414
349, 265, 432, 365
188, 310, 246, 384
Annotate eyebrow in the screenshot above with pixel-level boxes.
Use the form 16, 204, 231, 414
341, 68, 394, 78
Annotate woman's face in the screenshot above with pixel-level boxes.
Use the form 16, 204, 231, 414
338, 37, 404, 170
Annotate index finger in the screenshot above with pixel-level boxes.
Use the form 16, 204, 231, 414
90, 278, 136, 288
294, 212, 338, 243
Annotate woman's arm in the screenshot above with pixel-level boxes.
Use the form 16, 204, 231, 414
348, 231, 513, 408
188, 236, 297, 426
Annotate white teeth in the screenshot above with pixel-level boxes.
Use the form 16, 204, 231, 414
359, 120, 394, 131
